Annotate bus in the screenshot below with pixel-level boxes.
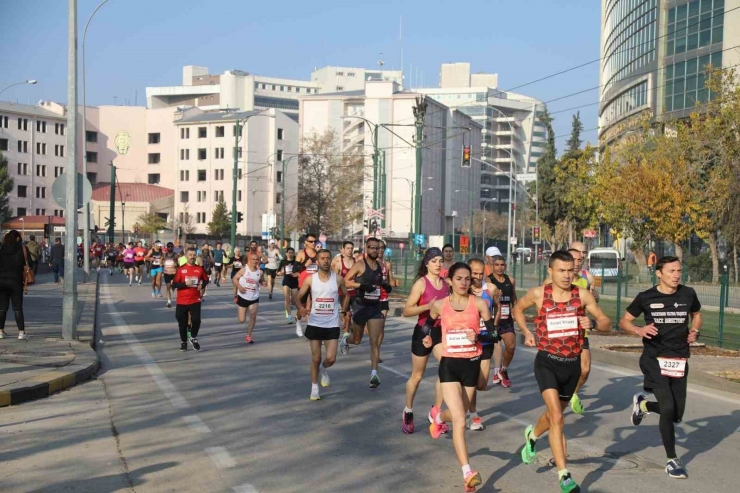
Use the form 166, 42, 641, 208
587, 248, 621, 280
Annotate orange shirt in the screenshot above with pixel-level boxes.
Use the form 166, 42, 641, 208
440, 296, 482, 359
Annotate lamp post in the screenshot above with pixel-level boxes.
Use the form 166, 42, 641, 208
0, 79, 37, 98
81, 0, 113, 283
278, 155, 299, 254
19, 217, 25, 239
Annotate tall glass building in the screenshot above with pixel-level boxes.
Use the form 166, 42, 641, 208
599, 0, 739, 144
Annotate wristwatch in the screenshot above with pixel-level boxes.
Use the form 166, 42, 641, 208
691, 329, 701, 339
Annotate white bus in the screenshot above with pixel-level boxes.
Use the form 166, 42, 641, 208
587, 248, 621, 279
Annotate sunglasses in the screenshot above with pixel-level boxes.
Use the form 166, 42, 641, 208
306, 240, 315, 244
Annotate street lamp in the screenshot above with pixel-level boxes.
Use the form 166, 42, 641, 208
0, 80, 37, 98
19, 217, 25, 239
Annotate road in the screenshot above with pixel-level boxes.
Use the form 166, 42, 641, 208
1, 272, 740, 492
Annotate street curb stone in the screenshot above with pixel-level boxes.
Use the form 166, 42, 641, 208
0, 274, 100, 407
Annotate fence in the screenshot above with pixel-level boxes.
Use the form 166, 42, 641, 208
389, 252, 739, 350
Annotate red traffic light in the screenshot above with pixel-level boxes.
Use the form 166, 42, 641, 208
463, 146, 470, 159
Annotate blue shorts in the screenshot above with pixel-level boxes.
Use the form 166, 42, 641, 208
150, 267, 163, 276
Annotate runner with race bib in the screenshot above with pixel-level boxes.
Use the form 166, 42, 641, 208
233, 252, 265, 344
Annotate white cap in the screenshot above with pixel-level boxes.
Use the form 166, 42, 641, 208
269, 240, 275, 245
485, 246, 502, 257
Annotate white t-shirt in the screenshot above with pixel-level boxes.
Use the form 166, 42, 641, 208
309, 272, 340, 328
266, 248, 280, 270
238, 267, 262, 301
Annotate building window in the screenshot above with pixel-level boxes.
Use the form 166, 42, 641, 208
36, 142, 47, 155
87, 151, 98, 163
36, 164, 47, 177
54, 144, 65, 157
180, 149, 190, 160
17, 207, 26, 216
233, 147, 243, 159
146, 153, 160, 164
276, 149, 283, 161
17, 141, 28, 153
17, 185, 27, 198
666, 0, 724, 57
86, 131, 98, 143
180, 191, 189, 203
1, 116, 8, 128
198, 148, 207, 160
198, 169, 206, 181
36, 121, 47, 133
276, 193, 281, 204
35, 208, 46, 215
664, 51, 722, 111
337, 71, 344, 76
148, 173, 161, 184
277, 128, 284, 140
215, 126, 225, 137
180, 170, 190, 181
36, 186, 46, 199
55, 123, 65, 135
238, 190, 242, 201
180, 127, 190, 139
215, 147, 225, 159
54, 209, 64, 217
348, 72, 355, 77
214, 169, 224, 180
148, 133, 161, 144
87, 172, 97, 184
215, 190, 224, 201
17, 163, 28, 175
196, 212, 206, 224
233, 125, 243, 137
276, 171, 283, 183
280, 85, 285, 92
197, 191, 207, 202
54, 166, 64, 177
0, 139, 7, 151
18, 118, 28, 131
198, 127, 207, 138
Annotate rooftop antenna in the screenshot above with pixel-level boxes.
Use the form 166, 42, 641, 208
378, 52, 385, 68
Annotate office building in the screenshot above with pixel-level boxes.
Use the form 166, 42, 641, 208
310, 66, 404, 93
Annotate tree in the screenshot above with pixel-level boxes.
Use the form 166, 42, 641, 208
207, 197, 231, 237
555, 145, 600, 240
297, 130, 364, 235
472, 210, 508, 243
0, 152, 14, 222
564, 111, 583, 158
179, 203, 197, 237
534, 108, 561, 230
137, 211, 166, 236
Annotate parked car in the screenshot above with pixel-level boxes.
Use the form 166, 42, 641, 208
515, 247, 533, 262
540, 249, 552, 261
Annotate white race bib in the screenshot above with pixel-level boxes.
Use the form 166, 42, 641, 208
445, 328, 477, 353
242, 278, 258, 292
215, 262, 222, 267
314, 297, 335, 315
234, 262, 243, 269
185, 276, 200, 287
285, 265, 293, 275
365, 288, 381, 300
657, 357, 686, 378
125, 253, 134, 259
164, 259, 176, 269
152, 258, 161, 266
545, 313, 579, 338
307, 264, 319, 273
500, 305, 510, 319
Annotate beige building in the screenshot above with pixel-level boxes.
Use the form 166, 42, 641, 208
90, 183, 174, 241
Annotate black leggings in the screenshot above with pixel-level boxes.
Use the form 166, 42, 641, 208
644, 367, 689, 459
0, 280, 25, 331
175, 302, 202, 342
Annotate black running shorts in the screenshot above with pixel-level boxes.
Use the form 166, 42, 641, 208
163, 274, 175, 285
411, 323, 442, 357
534, 350, 581, 401
236, 297, 259, 308
282, 276, 298, 289
352, 304, 384, 326
481, 344, 494, 361
497, 323, 515, 336
439, 356, 481, 387
380, 300, 389, 311
265, 268, 277, 278
305, 325, 340, 341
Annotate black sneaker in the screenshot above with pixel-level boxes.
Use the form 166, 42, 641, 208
189, 338, 201, 351
269, 293, 273, 300
180, 342, 187, 352
666, 458, 688, 479
631, 392, 648, 426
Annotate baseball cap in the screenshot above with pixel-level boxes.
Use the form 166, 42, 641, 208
485, 246, 502, 257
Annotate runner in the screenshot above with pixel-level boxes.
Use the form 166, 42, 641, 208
222, 243, 232, 283
91, 240, 104, 271
295, 233, 320, 337
620, 256, 701, 480
489, 253, 517, 388
212, 242, 225, 287
467, 258, 501, 431
200, 245, 213, 298
116, 243, 125, 273
441, 243, 455, 277
332, 241, 356, 335
339, 237, 388, 388
233, 252, 266, 344
425, 262, 497, 492
105, 242, 117, 276
264, 240, 282, 300
146, 241, 165, 297
279, 248, 301, 327
400, 247, 448, 434
230, 247, 243, 303
484, 246, 502, 278
297, 249, 348, 401
123, 242, 136, 286
163, 243, 179, 308
512, 250, 611, 493
134, 241, 146, 284
171, 247, 209, 351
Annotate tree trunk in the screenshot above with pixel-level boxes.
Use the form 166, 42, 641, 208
568, 221, 574, 245
630, 243, 647, 270
707, 233, 720, 284
733, 235, 739, 283
674, 242, 683, 262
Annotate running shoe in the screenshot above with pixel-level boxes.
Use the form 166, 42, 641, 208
491, 371, 501, 386
296, 320, 304, 338
320, 370, 331, 388
401, 411, 415, 434
559, 473, 581, 492
109, 269, 113, 276
665, 458, 688, 479
521, 424, 537, 464
180, 342, 187, 352
268, 293, 272, 300
17, 332, 27, 340
245, 335, 254, 344
135, 275, 139, 282
339, 332, 350, 355
166, 300, 172, 308
287, 315, 296, 324
499, 369, 511, 388
129, 281, 132, 286
428, 406, 444, 439
469, 415, 484, 431
157, 290, 163, 297
138, 280, 142, 285
0, 331, 5, 339
464, 471, 482, 492
427, 410, 450, 434
570, 393, 585, 415
151, 290, 156, 297
378, 358, 383, 364
631, 392, 648, 425
369, 374, 381, 388
189, 338, 201, 351
310, 387, 321, 401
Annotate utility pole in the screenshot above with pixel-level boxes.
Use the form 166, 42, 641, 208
63, 0, 78, 341
107, 165, 116, 243
372, 125, 379, 212
412, 96, 426, 236
230, 119, 240, 249
280, 158, 286, 251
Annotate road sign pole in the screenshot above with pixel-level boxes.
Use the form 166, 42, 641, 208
108, 164, 116, 244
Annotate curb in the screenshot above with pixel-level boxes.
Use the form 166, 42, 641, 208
0, 274, 100, 408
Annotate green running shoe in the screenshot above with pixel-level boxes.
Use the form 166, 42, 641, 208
559, 473, 581, 492
570, 393, 585, 415
521, 424, 537, 464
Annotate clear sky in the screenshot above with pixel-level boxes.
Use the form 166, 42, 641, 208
1, 0, 602, 152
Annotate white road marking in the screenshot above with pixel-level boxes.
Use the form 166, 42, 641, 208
206, 446, 236, 469
182, 415, 211, 433
232, 484, 259, 493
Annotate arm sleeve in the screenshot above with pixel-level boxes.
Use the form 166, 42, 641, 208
625, 292, 644, 318
690, 289, 702, 312
478, 318, 500, 344
421, 316, 436, 336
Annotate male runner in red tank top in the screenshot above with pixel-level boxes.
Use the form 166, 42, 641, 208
332, 240, 356, 333
512, 250, 610, 493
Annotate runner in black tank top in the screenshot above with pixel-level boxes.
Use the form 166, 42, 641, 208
489, 255, 517, 388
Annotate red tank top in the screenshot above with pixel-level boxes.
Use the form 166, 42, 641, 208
440, 296, 482, 359
380, 262, 389, 302
417, 276, 449, 327
340, 257, 356, 296
535, 284, 585, 358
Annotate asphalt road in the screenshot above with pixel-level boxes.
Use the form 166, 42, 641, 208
2, 272, 740, 493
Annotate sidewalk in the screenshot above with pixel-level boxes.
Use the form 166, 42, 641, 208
0, 269, 99, 407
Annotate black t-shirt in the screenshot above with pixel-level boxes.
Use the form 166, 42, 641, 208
626, 285, 701, 359
279, 258, 301, 276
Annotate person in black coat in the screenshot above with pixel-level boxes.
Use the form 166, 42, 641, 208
0, 230, 28, 340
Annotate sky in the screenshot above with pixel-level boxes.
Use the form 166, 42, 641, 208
0, 0, 602, 153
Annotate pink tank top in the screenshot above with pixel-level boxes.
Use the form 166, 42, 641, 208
440, 296, 483, 359
417, 275, 449, 327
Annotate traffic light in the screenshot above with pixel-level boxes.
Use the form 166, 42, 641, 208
363, 219, 369, 230
236, 212, 244, 223
43, 224, 51, 237
462, 145, 471, 168
533, 226, 541, 244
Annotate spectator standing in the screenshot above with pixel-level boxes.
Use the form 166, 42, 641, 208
0, 230, 28, 340
50, 238, 65, 284
26, 235, 41, 275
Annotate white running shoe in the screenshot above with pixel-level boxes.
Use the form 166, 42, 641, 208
310, 387, 321, 401
166, 300, 172, 308
135, 275, 139, 282
320, 370, 331, 388
18, 332, 28, 340
295, 320, 304, 337
339, 332, 350, 355
287, 315, 295, 324
468, 415, 484, 431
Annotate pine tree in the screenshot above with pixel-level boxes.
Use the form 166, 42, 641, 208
533, 109, 561, 229
564, 111, 583, 158
207, 197, 231, 237
0, 152, 15, 222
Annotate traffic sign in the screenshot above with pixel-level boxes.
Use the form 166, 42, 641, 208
52, 173, 92, 210
399, 242, 405, 250
510, 236, 518, 245
384, 248, 392, 257
414, 234, 426, 246
460, 245, 469, 255
53, 226, 65, 233
583, 229, 598, 238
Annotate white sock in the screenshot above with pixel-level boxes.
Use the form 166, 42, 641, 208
462, 464, 472, 478
371, 370, 377, 377
493, 366, 500, 374
469, 412, 478, 419
404, 406, 413, 414
311, 383, 319, 392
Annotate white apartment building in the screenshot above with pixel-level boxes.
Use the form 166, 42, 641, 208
310, 66, 404, 93
173, 108, 298, 237
299, 81, 482, 237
